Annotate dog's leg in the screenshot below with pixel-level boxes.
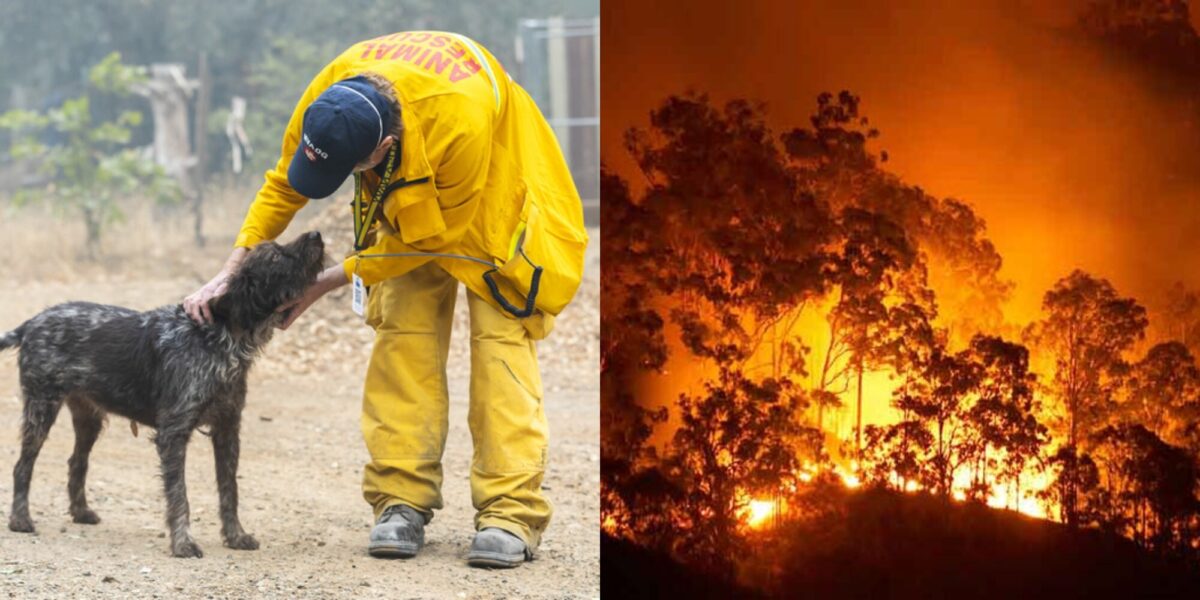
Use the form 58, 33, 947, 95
9, 391, 63, 533
66, 397, 104, 525
156, 424, 202, 558
211, 411, 258, 550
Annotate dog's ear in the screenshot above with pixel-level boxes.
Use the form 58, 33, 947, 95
211, 271, 268, 333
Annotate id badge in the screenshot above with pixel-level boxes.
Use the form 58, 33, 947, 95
351, 273, 366, 316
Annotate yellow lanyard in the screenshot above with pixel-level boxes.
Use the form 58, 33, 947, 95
352, 145, 398, 251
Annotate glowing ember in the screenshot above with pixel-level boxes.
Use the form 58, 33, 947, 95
602, 515, 618, 534
745, 499, 775, 529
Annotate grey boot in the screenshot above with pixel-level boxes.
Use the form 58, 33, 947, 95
467, 527, 531, 568
368, 504, 427, 558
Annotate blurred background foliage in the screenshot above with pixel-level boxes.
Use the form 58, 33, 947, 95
0, 0, 598, 178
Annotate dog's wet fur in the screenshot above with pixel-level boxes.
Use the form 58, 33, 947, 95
0, 232, 324, 557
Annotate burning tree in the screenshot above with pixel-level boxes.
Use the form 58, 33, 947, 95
1027, 270, 1148, 448
600, 169, 671, 541
861, 333, 1047, 504
891, 340, 982, 496
1090, 424, 1199, 553
1122, 341, 1200, 444
810, 207, 935, 451
600, 94, 832, 556
1027, 270, 1147, 525
667, 368, 807, 568
961, 335, 1047, 504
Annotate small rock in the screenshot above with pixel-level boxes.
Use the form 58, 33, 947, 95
259, 416, 273, 422
102, 576, 117, 583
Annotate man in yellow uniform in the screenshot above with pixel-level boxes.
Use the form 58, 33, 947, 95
184, 31, 587, 568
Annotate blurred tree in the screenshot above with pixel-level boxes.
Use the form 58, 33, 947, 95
0, 52, 178, 258
0, 0, 598, 179
1161, 282, 1200, 351
1124, 341, 1200, 442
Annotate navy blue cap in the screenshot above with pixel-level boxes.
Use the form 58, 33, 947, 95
288, 76, 395, 199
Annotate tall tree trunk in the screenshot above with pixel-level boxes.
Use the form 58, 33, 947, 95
855, 360, 863, 463
192, 51, 211, 248
82, 206, 101, 260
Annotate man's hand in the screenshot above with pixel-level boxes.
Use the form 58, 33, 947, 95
276, 265, 351, 330
185, 247, 249, 324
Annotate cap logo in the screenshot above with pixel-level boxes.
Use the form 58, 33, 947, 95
302, 133, 329, 162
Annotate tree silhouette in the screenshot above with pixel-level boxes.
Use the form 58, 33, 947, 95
1091, 423, 1199, 553
600, 167, 674, 544
1123, 341, 1200, 444
1161, 282, 1200, 353
892, 341, 982, 496
811, 207, 933, 445
1041, 445, 1104, 527
962, 335, 1047, 505
1028, 271, 1148, 447
1027, 270, 1147, 524
668, 368, 807, 569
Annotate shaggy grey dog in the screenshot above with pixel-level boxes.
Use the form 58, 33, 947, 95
0, 231, 324, 558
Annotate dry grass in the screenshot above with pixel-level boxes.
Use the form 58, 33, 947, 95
0, 186, 269, 282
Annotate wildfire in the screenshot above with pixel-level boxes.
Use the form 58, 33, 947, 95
602, 514, 618, 534
736, 490, 784, 530
746, 500, 776, 529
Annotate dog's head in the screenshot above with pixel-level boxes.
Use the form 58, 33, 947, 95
213, 231, 325, 335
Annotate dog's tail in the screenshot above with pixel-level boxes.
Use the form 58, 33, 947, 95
0, 325, 22, 352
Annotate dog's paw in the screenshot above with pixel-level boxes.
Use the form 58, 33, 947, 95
71, 509, 101, 525
7, 515, 34, 533
171, 538, 204, 558
225, 532, 260, 551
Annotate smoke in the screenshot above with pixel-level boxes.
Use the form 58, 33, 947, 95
603, 0, 1200, 323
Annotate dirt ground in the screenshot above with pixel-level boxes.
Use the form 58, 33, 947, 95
0, 194, 600, 599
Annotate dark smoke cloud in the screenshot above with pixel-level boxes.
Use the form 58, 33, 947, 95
603, 0, 1200, 322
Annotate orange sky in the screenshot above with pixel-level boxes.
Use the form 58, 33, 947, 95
603, 0, 1200, 322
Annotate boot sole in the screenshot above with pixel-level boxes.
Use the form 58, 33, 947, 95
368, 542, 419, 559
466, 550, 525, 568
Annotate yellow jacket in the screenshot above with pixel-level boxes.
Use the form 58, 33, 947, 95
235, 31, 588, 322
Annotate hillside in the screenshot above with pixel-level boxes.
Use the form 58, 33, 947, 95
603, 487, 1200, 599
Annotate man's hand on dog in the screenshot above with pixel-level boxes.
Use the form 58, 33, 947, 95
186, 247, 249, 324
184, 273, 230, 324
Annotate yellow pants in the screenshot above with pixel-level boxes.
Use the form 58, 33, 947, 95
360, 262, 551, 548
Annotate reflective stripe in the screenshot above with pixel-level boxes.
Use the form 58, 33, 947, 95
453, 34, 501, 114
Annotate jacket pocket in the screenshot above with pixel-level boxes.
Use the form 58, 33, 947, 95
496, 186, 589, 316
